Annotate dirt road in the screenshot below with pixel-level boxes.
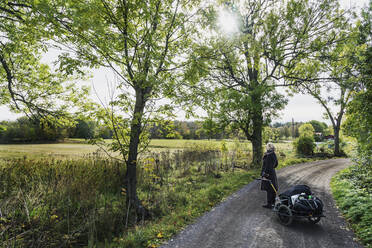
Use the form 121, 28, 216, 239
161, 159, 363, 248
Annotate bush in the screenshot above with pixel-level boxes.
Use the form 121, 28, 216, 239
298, 123, 315, 138
331, 167, 372, 247
293, 136, 315, 156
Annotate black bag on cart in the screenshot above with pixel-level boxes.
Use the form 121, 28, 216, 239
275, 184, 325, 225
292, 195, 323, 215
280, 185, 312, 197
279, 185, 323, 215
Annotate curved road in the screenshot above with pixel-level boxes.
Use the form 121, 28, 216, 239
161, 159, 363, 248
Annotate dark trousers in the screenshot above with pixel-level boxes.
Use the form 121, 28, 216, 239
266, 187, 276, 205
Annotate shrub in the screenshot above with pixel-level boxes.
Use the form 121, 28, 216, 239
293, 136, 315, 156
298, 123, 315, 138
331, 167, 372, 247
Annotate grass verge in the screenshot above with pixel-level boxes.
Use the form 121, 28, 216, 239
117, 169, 259, 247
330, 166, 372, 248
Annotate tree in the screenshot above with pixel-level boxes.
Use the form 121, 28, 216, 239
0, 117, 68, 143
343, 1, 372, 160
184, 0, 348, 166
35, 0, 199, 217
73, 119, 97, 139
298, 123, 315, 138
0, 1, 89, 125
308, 120, 327, 134
283, 126, 290, 138
298, 25, 363, 156
263, 126, 280, 143
341, 1, 372, 193
149, 120, 182, 139
0, 124, 6, 136
201, 117, 221, 140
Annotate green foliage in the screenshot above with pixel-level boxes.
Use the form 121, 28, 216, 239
181, 0, 347, 166
292, 13, 363, 155
274, 121, 303, 139
149, 120, 183, 140
72, 119, 97, 139
0, 117, 113, 143
298, 123, 315, 138
35, 0, 201, 163
342, 1, 372, 199
0, 1, 91, 125
308, 120, 328, 134
0, 124, 6, 134
331, 167, 372, 247
200, 118, 221, 140
294, 123, 316, 156
0, 117, 68, 143
0, 156, 126, 247
263, 126, 280, 143
293, 136, 315, 156
340, 154, 372, 194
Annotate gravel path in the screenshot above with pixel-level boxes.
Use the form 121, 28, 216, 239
161, 158, 363, 248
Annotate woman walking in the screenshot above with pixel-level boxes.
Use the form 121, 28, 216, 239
261, 143, 278, 209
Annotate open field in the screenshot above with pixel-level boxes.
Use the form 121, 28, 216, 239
0, 139, 295, 160
0, 143, 100, 159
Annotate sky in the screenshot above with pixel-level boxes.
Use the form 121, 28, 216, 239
0, 0, 369, 124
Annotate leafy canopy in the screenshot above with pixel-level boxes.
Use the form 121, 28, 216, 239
0, 1, 90, 126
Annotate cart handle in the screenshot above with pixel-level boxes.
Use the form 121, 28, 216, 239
256, 178, 278, 195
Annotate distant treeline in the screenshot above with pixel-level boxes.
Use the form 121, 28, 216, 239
0, 117, 330, 143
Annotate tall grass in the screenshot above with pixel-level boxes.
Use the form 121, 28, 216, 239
0, 141, 256, 247
0, 155, 127, 247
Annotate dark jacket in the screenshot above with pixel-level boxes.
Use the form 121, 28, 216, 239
260, 151, 278, 192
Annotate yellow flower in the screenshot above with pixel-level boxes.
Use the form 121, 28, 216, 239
50, 214, 58, 220
157, 232, 163, 238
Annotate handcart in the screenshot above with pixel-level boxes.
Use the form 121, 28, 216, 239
257, 178, 325, 225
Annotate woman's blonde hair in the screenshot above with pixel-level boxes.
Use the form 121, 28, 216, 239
266, 143, 275, 152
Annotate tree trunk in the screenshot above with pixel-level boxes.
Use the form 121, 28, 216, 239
250, 80, 263, 167
333, 125, 341, 156
251, 109, 263, 167
125, 87, 149, 219
246, 66, 264, 167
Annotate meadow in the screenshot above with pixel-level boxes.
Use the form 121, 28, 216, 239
0, 139, 294, 160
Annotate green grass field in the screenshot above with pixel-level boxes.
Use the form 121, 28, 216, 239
0, 143, 100, 159
0, 139, 294, 159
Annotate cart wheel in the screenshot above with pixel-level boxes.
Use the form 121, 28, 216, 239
277, 205, 293, 225
274, 203, 281, 210
308, 216, 321, 224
